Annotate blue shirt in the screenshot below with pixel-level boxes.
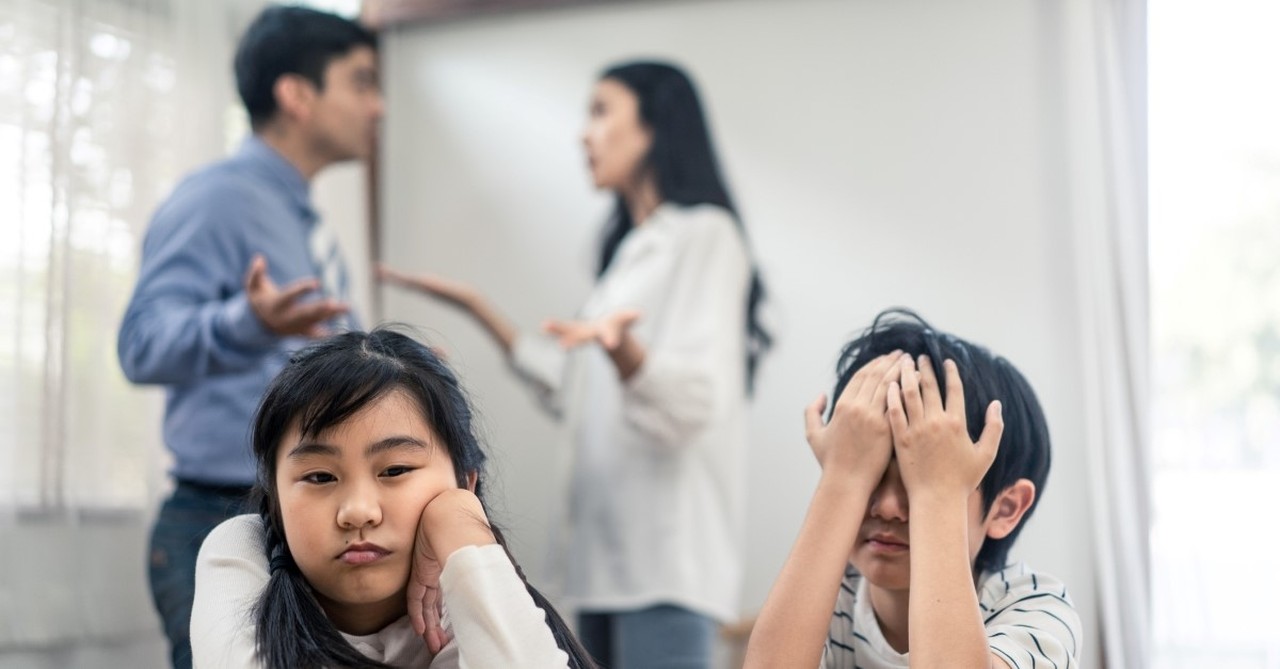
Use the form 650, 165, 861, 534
118, 136, 356, 485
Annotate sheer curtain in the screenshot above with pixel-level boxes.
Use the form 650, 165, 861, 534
0, 0, 262, 660
1057, 0, 1151, 667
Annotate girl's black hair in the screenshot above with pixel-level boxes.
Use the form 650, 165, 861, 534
248, 328, 596, 669
595, 60, 772, 393
831, 308, 1053, 574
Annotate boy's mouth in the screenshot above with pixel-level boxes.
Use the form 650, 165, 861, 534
865, 532, 909, 552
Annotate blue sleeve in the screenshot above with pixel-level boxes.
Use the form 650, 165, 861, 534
117, 179, 279, 385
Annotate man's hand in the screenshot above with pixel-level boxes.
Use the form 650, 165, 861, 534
408, 488, 496, 654
803, 351, 904, 486
243, 255, 347, 337
887, 355, 1003, 501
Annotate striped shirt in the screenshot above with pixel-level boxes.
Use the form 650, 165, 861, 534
822, 562, 1082, 669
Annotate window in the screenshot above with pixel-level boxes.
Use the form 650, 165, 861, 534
1149, 1, 1280, 667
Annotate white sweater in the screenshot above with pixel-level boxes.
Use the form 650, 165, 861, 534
190, 514, 571, 668
509, 203, 751, 622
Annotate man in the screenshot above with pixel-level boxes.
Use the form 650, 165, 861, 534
117, 6, 382, 667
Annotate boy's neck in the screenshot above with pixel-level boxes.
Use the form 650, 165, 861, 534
868, 585, 911, 654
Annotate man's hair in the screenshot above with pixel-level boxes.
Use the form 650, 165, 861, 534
233, 5, 377, 129
831, 308, 1052, 573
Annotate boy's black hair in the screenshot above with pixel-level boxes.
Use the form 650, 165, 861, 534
831, 308, 1052, 573
248, 328, 596, 669
234, 5, 377, 129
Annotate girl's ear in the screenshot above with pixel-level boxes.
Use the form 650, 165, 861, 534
984, 479, 1036, 540
465, 471, 478, 493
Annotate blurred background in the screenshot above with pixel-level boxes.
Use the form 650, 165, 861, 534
1, 0, 1274, 667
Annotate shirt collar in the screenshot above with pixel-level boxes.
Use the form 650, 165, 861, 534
238, 135, 317, 223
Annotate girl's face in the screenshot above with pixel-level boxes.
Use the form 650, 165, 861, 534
582, 78, 653, 191
275, 389, 461, 634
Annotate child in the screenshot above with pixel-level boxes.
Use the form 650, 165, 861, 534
744, 309, 1081, 669
189, 329, 596, 668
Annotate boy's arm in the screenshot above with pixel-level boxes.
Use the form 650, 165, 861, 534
744, 352, 904, 669
888, 355, 1006, 669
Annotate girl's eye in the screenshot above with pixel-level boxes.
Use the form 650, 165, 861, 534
302, 472, 336, 485
381, 465, 415, 478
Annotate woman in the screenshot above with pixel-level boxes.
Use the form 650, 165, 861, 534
379, 60, 769, 668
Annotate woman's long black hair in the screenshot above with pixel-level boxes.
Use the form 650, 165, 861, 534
248, 328, 596, 669
595, 60, 772, 393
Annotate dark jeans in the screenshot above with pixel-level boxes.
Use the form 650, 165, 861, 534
148, 480, 253, 669
578, 605, 716, 669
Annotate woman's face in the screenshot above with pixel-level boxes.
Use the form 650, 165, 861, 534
582, 78, 653, 191
275, 389, 461, 634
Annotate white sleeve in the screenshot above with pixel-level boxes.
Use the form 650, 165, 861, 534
191, 515, 270, 669
982, 567, 1083, 669
621, 211, 749, 451
438, 544, 570, 669
508, 332, 569, 419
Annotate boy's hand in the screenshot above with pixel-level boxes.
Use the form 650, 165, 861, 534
887, 355, 1003, 501
408, 488, 496, 654
803, 351, 904, 487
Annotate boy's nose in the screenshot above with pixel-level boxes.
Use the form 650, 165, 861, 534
868, 463, 909, 521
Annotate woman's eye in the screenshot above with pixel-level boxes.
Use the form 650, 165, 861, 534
302, 472, 336, 484
381, 465, 415, 478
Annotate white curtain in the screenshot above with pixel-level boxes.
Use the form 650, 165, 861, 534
0, 0, 263, 660
1059, 0, 1151, 667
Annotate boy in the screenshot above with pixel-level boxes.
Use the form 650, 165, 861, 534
745, 309, 1080, 668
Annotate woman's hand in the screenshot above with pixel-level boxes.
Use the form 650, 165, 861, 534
542, 308, 641, 351
886, 355, 1003, 503
377, 264, 477, 311
803, 351, 904, 488
407, 488, 497, 654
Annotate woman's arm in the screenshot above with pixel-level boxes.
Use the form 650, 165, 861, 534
378, 265, 518, 354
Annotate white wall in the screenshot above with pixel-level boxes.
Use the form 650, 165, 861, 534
378, 0, 1100, 665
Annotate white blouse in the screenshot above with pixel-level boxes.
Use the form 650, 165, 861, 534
190, 514, 571, 668
509, 203, 751, 622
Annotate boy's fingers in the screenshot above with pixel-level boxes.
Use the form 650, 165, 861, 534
898, 356, 923, 421
886, 382, 908, 436
943, 358, 967, 417
803, 393, 827, 438
978, 400, 1004, 460
917, 354, 943, 415
870, 355, 902, 410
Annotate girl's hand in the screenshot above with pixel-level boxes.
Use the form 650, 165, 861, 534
886, 355, 1003, 502
408, 488, 497, 654
542, 308, 641, 351
803, 351, 904, 487
376, 264, 477, 311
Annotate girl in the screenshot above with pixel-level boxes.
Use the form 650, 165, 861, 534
189, 329, 596, 668
378, 61, 769, 668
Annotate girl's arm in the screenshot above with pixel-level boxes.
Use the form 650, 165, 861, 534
190, 515, 270, 669
411, 490, 571, 668
743, 353, 904, 669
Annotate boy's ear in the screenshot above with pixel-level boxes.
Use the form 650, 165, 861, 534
465, 471, 478, 493
984, 479, 1037, 540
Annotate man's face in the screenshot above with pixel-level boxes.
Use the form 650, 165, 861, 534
304, 45, 383, 162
